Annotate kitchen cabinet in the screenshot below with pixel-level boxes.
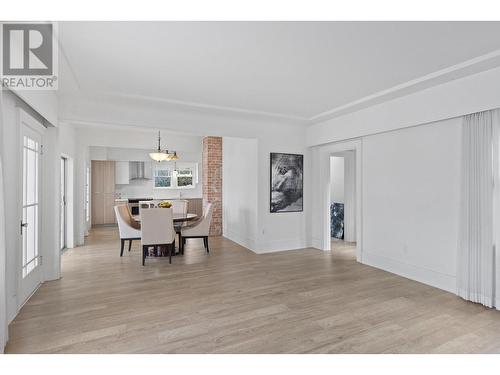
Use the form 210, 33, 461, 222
92, 160, 116, 225
115, 161, 130, 184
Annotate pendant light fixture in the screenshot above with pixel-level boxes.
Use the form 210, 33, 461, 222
149, 131, 179, 162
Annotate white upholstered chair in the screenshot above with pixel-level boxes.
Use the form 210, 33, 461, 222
171, 200, 189, 241
171, 200, 189, 215
114, 205, 141, 256
180, 202, 214, 253
139, 199, 161, 213
140, 208, 176, 265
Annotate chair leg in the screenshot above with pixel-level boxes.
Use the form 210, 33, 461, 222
168, 243, 172, 264
120, 239, 125, 257
205, 236, 209, 253
142, 245, 147, 266
128, 239, 133, 252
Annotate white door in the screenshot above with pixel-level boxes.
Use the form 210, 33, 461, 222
60, 157, 67, 251
19, 112, 44, 304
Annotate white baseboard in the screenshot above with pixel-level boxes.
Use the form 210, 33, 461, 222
253, 238, 308, 254
223, 231, 308, 254
310, 237, 326, 251
223, 230, 256, 251
361, 250, 456, 294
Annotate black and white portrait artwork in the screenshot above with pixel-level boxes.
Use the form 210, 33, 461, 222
270, 153, 303, 213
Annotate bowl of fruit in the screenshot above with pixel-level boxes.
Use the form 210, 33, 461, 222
158, 200, 172, 208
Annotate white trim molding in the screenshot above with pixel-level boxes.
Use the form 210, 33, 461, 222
362, 250, 457, 294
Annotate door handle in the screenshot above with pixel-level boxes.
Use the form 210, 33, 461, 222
20, 221, 28, 235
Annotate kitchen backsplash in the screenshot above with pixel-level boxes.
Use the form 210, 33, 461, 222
115, 178, 202, 199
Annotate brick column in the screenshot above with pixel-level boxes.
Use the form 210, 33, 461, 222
202, 136, 222, 236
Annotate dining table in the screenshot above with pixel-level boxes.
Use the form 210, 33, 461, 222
132, 213, 198, 256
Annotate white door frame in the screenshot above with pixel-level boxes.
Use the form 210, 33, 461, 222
60, 153, 75, 249
60, 156, 67, 251
18, 109, 46, 306
312, 138, 363, 262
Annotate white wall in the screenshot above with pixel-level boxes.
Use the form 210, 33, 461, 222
343, 151, 356, 242
0, 91, 7, 352
223, 134, 308, 253
361, 118, 461, 292
13, 90, 58, 127
223, 137, 258, 249
75, 137, 90, 245
58, 122, 77, 248
330, 156, 344, 204
41, 126, 62, 282
255, 135, 308, 253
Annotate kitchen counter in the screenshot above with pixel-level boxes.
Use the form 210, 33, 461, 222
115, 197, 203, 217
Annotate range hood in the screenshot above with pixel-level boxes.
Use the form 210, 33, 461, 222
129, 161, 151, 180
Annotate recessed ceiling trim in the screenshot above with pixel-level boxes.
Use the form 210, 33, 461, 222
66, 49, 500, 127
110, 92, 308, 122
62, 118, 207, 136
308, 49, 500, 124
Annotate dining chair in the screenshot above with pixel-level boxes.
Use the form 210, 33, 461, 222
114, 205, 141, 256
139, 200, 160, 210
171, 199, 189, 215
140, 207, 176, 265
171, 199, 189, 246
180, 202, 214, 254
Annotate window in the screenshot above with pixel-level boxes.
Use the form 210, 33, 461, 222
177, 168, 194, 187
154, 168, 172, 188
154, 162, 198, 189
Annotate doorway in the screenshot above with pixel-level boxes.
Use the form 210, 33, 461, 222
60, 156, 68, 251
330, 152, 356, 258
19, 111, 45, 305
311, 138, 362, 260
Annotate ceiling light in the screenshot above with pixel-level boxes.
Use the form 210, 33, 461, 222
149, 131, 179, 162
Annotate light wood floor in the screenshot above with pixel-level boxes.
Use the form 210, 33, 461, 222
6, 228, 500, 353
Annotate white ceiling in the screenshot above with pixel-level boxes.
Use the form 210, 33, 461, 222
58, 21, 500, 122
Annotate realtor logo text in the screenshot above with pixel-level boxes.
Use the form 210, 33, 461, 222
1, 22, 58, 90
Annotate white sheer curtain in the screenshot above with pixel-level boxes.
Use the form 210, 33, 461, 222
457, 109, 500, 308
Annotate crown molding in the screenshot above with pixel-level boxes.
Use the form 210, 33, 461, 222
105, 92, 308, 123
58, 49, 500, 128
308, 49, 500, 124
